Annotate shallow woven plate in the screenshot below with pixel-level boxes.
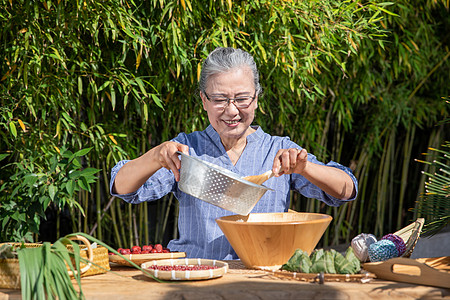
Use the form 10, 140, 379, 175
141, 258, 228, 281
109, 252, 186, 266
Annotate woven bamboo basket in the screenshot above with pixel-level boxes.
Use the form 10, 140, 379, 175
65, 244, 110, 277
0, 236, 110, 289
0, 243, 42, 289
394, 218, 424, 258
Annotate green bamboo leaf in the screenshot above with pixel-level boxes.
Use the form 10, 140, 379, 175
61, 112, 76, 128
377, 6, 399, 16
74, 147, 93, 157
151, 94, 164, 109
124, 93, 129, 109
111, 86, 116, 110
143, 102, 149, 122
135, 77, 148, 97
98, 80, 111, 92
78, 176, 91, 192
23, 174, 38, 187
49, 184, 56, 201
72, 158, 82, 168
66, 180, 75, 195
9, 121, 17, 138
42, 196, 51, 209
80, 167, 100, 176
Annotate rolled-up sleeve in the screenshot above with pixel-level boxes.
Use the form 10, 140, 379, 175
281, 139, 358, 207
110, 160, 176, 204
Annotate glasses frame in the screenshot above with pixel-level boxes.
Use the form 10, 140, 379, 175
203, 90, 257, 109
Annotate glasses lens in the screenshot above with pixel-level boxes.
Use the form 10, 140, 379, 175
212, 99, 228, 108
207, 92, 255, 109
234, 97, 253, 108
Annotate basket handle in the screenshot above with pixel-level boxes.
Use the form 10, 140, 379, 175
66, 235, 93, 276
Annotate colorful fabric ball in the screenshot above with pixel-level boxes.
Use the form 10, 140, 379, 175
351, 233, 378, 262
368, 240, 398, 262
382, 233, 406, 256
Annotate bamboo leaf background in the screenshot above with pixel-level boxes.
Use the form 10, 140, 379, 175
0, 0, 449, 248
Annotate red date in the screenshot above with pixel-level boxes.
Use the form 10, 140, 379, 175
147, 265, 219, 271
110, 244, 172, 255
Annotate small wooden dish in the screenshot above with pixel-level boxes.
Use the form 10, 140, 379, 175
109, 252, 186, 266
141, 258, 228, 281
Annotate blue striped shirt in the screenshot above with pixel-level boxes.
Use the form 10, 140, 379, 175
110, 125, 358, 260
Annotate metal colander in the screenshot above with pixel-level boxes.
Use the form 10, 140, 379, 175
177, 152, 272, 215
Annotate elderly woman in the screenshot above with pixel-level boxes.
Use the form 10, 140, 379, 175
110, 47, 358, 260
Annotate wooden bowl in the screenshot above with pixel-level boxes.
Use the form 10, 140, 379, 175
216, 212, 332, 270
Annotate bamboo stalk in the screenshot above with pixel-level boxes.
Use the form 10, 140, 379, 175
397, 124, 415, 229
78, 204, 81, 232
414, 127, 441, 220
322, 206, 332, 247
116, 199, 127, 248
96, 166, 102, 240
139, 204, 144, 246
161, 194, 173, 244
353, 145, 370, 234
71, 207, 77, 234
375, 130, 393, 236
173, 201, 179, 240
388, 130, 395, 232
109, 197, 122, 248
89, 196, 116, 236
155, 199, 161, 243
133, 212, 139, 246
101, 163, 122, 248
84, 190, 89, 233
128, 203, 133, 248
140, 108, 148, 245
56, 207, 60, 240
144, 202, 149, 246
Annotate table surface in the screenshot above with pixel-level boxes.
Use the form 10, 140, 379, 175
1, 261, 449, 300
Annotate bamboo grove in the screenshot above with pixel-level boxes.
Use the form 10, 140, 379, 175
1, 0, 449, 248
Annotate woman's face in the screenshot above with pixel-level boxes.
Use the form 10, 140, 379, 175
200, 67, 258, 145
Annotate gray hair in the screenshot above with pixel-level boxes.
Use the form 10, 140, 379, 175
199, 47, 261, 95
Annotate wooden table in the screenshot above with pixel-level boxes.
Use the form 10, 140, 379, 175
1, 261, 449, 299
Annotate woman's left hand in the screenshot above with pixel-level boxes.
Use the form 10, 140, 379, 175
272, 148, 308, 176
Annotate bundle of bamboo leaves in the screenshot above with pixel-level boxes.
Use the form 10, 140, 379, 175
0, 233, 160, 300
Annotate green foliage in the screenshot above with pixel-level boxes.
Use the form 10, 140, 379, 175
0, 147, 99, 242
0, 0, 448, 249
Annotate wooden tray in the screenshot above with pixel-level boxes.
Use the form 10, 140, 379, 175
141, 258, 228, 281
271, 269, 376, 283
109, 252, 186, 266
363, 256, 450, 288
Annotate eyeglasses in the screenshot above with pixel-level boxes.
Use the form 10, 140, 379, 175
203, 90, 257, 109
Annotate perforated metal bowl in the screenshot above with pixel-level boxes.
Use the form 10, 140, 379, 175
177, 152, 272, 215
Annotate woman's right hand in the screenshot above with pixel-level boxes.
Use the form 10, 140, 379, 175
153, 141, 189, 181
